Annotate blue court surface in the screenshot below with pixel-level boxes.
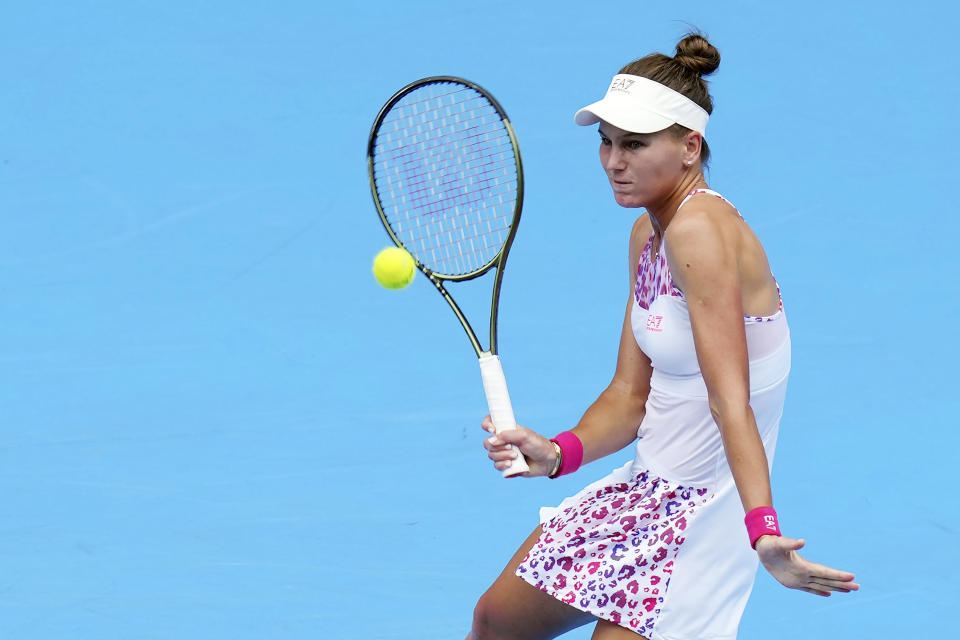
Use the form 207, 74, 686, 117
2, 2, 957, 638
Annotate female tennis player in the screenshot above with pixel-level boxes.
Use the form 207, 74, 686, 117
469, 33, 859, 640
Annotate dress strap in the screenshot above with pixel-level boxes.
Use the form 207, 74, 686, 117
677, 188, 733, 211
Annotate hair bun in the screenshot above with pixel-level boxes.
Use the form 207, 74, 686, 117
673, 33, 720, 77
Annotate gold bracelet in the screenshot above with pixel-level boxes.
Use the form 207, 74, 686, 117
548, 441, 563, 478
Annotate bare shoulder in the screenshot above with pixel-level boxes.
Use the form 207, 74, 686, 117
666, 194, 740, 258
664, 197, 743, 295
665, 194, 778, 314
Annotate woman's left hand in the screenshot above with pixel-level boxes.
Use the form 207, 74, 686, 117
755, 535, 860, 596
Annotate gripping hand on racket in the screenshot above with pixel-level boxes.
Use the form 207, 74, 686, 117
755, 535, 860, 597
481, 416, 555, 477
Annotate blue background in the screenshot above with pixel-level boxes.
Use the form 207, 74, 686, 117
1, 1, 956, 637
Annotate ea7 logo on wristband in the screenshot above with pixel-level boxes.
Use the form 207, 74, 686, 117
745, 506, 780, 547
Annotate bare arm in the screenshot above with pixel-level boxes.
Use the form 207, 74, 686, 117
483, 215, 653, 475
667, 205, 858, 596
666, 210, 771, 512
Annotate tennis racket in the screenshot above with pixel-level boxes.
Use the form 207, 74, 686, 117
367, 76, 529, 477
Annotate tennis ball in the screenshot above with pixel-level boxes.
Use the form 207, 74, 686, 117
372, 247, 416, 289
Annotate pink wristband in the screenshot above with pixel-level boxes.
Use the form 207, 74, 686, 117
744, 506, 781, 548
549, 431, 583, 478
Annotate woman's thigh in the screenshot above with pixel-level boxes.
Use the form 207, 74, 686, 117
470, 524, 596, 640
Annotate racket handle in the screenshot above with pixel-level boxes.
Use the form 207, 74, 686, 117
478, 353, 530, 477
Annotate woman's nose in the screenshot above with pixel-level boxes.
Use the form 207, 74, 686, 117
604, 147, 625, 171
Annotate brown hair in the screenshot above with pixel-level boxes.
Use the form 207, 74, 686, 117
619, 33, 720, 165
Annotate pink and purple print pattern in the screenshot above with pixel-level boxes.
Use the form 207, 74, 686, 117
516, 472, 712, 636
634, 236, 681, 311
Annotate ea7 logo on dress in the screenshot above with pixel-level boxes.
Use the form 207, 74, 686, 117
646, 315, 663, 332
609, 77, 635, 94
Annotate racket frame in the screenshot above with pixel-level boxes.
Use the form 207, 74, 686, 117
367, 76, 530, 477
366, 76, 524, 359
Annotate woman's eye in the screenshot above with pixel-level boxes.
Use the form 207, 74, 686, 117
600, 136, 611, 146
628, 140, 644, 150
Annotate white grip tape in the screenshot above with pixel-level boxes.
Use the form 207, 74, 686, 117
478, 353, 529, 477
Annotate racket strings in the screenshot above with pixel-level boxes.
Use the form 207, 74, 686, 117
372, 82, 519, 277
394, 148, 513, 205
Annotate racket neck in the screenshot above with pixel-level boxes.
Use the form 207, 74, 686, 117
488, 258, 507, 356
429, 275, 486, 358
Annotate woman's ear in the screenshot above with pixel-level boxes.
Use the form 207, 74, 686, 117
682, 131, 702, 167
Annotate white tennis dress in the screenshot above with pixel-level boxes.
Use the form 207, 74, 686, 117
515, 190, 790, 639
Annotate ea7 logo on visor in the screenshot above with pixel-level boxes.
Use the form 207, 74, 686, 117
609, 77, 635, 94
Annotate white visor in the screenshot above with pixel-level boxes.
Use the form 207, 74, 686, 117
574, 74, 709, 135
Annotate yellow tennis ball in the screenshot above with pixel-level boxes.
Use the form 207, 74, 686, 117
372, 247, 416, 289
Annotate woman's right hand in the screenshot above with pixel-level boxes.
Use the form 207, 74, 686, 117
481, 415, 558, 477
